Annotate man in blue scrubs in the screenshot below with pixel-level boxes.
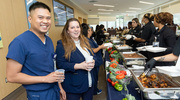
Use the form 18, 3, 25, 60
6, 2, 66, 100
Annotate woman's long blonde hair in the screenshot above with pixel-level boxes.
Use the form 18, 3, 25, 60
61, 18, 93, 60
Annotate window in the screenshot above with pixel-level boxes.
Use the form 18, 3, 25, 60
116, 18, 120, 28
89, 25, 97, 32
174, 13, 180, 25
108, 21, 115, 29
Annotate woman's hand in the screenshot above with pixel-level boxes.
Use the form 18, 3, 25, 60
100, 44, 108, 49
74, 60, 95, 71
74, 61, 89, 70
86, 60, 95, 71
60, 88, 66, 100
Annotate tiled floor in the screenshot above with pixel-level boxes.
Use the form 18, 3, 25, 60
14, 65, 107, 100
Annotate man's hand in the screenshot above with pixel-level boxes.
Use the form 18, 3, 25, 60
44, 72, 64, 83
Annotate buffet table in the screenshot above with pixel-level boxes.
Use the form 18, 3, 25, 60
105, 51, 142, 100
106, 74, 142, 100
105, 51, 180, 100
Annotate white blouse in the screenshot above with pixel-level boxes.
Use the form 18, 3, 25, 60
74, 40, 92, 87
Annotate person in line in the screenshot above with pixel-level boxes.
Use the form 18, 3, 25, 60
81, 23, 107, 95
56, 18, 96, 100
134, 13, 156, 45
95, 25, 100, 33
145, 36, 180, 71
122, 21, 132, 35
90, 27, 96, 40
6, 2, 65, 100
146, 12, 176, 66
94, 25, 100, 41
118, 27, 123, 31
96, 24, 106, 45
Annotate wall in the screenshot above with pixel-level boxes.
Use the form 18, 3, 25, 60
161, 1, 180, 14
88, 15, 116, 22
0, 0, 28, 99
137, 1, 180, 21
0, 0, 87, 99
99, 16, 116, 21
123, 16, 135, 26
88, 15, 99, 25
137, 10, 154, 23
88, 18, 99, 25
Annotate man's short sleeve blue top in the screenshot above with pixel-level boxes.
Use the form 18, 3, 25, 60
6, 30, 56, 91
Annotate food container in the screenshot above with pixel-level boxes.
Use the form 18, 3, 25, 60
121, 52, 146, 66
130, 68, 180, 99
104, 43, 113, 47
115, 45, 132, 52
104, 32, 109, 35
112, 40, 120, 44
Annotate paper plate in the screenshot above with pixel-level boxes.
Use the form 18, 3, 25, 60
146, 47, 166, 53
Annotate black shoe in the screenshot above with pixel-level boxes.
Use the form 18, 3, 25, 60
97, 89, 102, 95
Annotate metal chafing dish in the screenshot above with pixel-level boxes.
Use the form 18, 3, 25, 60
115, 44, 132, 52
120, 52, 146, 66
130, 68, 180, 99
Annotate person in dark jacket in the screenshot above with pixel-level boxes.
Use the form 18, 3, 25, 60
130, 18, 141, 37
56, 18, 97, 100
81, 23, 107, 95
96, 24, 106, 45
145, 36, 180, 71
126, 18, 141, 50
90, 27, 96, 40
122, 21, 132, 35
147, 12, 176, 66
132, 13, 156, 59
134, 13, 156, 45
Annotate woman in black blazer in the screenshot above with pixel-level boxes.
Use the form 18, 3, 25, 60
134, 13, 156, 45
126, 18, 141, 50
147, 12, 176, 66
56, 18, 96, 100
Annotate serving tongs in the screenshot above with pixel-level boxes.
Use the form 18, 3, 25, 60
139, 68, 150, 78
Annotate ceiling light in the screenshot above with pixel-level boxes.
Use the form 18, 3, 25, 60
139, 1, 154, 5
126, 11, 136, 13
98, 12, 111, 14
129, 7, 141, 10
89, 0, 98, 3
94, 4, 114, 7
98, 9, 113, 11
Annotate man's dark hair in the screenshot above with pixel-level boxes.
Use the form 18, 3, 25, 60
29, 2, 51, 13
